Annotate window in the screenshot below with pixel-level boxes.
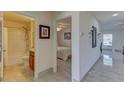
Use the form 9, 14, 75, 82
103, 34, 112, 46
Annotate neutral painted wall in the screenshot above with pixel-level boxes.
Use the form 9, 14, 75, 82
16, 12, 54, 78
57, 27, 71, 47
79, 12, 102, 80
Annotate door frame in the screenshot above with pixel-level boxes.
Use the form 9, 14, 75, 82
55, 16, 72, 81
2, 12, 36, 81
0, 16, 3, 80
3, 27, 8, 67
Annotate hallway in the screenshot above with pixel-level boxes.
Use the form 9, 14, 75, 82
82, 50, 124, 82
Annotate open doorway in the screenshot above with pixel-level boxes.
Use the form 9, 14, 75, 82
3, 12, 35, 81
56, 17, 72, 81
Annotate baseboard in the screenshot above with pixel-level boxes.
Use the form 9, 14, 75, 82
37, 67, 53, 79
80, 55, 102, 81
72, 78, 80, 82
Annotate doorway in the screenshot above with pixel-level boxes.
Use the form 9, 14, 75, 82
3, 12, 35, 81
56, 17, 72, 81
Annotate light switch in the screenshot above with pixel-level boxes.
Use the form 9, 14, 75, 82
80, 32, 84, 37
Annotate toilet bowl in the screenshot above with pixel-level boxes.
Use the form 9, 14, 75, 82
22, 56, 29, 66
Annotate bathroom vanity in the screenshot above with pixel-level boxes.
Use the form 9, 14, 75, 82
29, 50, 35, 71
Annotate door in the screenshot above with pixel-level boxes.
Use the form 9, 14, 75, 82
0, 17, 3, 80
3, 28, 8, 66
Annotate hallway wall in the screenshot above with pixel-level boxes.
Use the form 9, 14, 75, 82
79, 12, 102, 80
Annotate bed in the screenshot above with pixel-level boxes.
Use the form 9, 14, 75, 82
57, 46, 71, 61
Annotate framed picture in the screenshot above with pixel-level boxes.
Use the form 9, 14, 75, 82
39, 25, 50, 39
64, 32, 71, 40
91, 26, 97, 48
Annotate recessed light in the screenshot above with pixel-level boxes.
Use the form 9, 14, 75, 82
112, 13, 118, 16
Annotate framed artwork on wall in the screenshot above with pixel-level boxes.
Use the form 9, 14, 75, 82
91, 26, 97, 48
64, 32, 71, 40
39, 25, 50, 39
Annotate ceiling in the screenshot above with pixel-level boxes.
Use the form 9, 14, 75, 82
56, 17, 71, 31
93, 11, 124, 31
57, 17, 71, 28
4, 12, 34, 23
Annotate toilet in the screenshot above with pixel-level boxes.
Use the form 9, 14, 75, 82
22, 55, 29, 67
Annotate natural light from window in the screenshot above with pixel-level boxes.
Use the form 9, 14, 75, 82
103, 34, 112, 46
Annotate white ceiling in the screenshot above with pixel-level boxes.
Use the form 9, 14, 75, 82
93, 11, 124, 31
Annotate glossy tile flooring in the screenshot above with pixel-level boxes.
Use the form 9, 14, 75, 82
2, 59, 71, 82
82, 50, 124, 82
2, 63, 34, 82
3, 50, 124, 82
36, 71, 71, 82
36, 59, 71, 82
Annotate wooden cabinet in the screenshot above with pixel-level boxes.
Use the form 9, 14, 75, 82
29, 51, 35, 71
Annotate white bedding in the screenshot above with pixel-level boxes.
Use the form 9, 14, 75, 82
57, 46, 71, 61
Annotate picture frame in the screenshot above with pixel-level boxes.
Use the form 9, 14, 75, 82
91, 26, 97, 48
64, 32, 71, 40
39, 25, 50, 39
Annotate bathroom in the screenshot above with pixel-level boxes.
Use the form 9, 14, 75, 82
3, 12, 35, 81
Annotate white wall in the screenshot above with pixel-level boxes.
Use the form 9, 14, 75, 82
16, 12, 54, 78
79, 12, 102, 80
57, 27, 71, 47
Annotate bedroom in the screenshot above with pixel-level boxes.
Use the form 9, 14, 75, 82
56, 17, 72, 81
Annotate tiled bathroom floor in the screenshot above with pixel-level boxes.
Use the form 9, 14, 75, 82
2, 63, 34, 82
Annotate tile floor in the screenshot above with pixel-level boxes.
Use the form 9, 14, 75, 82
36, 59, 72, 82
2, 59, 71, 82
2, 63, 34, 82
36, 71, 71, 82
81, 50, 124, 82
3, 50, 124, 82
